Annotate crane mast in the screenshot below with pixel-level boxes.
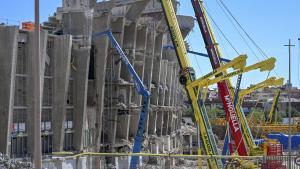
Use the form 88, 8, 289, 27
191, 0, 248, 155
160, 0, 279, 167
160, 0, 222, 168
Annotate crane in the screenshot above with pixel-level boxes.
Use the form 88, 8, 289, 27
188, 57, 277, 94
236, 78, 283, 154
160, 0, 278, 168
92, 30, 151, 169
191, 0, 252, 156
190, 0, 282, 156
268, 90, 281, 124
222, 77, 284, 158
160, 0, 224, 167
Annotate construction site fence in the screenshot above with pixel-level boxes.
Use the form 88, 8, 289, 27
46, 152, 297, 169
262, 155, 300, 169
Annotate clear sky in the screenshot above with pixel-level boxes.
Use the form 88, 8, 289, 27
1, 0, 300, 88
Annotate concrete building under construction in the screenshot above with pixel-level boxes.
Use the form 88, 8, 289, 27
0, 0, 194, 167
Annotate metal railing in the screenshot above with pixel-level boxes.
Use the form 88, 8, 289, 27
262, 155, 300, 169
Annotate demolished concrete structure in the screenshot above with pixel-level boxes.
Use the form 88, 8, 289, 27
0, 0, 195, 168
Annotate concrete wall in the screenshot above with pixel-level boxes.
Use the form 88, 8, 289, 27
0, 0, 193, 168
0, 26, 18, 154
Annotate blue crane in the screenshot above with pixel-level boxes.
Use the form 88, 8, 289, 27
93, 30, 150, 169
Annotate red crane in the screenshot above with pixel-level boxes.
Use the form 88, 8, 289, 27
191, 0, 248, 155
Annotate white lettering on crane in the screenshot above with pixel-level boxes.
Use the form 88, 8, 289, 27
225, 95, 240, 132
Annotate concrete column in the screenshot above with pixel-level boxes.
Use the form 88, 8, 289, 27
26, 31, 48, 156
116, 112, 130, 141
132, 26, 147, 105
162, 112, 169, 135
152, 32, 164, 84
167, 112, 173, 135
158, 60, 168, 106
171, 111, 176, 134
103, 17, 125, 146
129, 109, 140, 138
148, 111, 157, 135
103, 109, 117, 144
51, 35, 72, 152
121, 22, 137, 83
189, 135, 193, 154
144, 112, 150, 135
0, 26, 18, 154
164, 62, 174, 106
128, 26, 148, 139
177, 111, 182, 131
156, 111, 163, 136
109, 17, 125, 82
62, 9, 93, 151
150, 33, 164, 105
174, 68, 180, 107
143, 30, 155, 89
72, 47, 91, 151
92, 12, 111, 152
170, 66, 179, 106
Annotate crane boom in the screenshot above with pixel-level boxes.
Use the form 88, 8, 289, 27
191, 0, 249, 155
238, 78, 284, 98
92, 30, 151, 169
160, 0, 222, 168
191, 0, 281, 155
268, 90, 281, 124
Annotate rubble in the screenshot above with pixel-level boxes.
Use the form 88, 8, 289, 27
0, 153, 33, 169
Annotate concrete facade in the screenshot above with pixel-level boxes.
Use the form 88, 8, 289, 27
0, 0, 194, 167
0, 26, 18, 155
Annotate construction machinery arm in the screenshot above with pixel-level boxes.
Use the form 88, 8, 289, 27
92, 30, 150, 169
188, 57, 276, 89
160, 0, 222, 168
268, 90, 281, 124
191, 0, 255, 156
191, 0, 283, 156
238, 77, 284, 98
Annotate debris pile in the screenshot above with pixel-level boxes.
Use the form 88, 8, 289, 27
0, 153, 33, 169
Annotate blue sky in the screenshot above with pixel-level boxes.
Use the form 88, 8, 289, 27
1, 0, 300, 88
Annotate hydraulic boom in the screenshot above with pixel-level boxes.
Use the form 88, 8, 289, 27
160, 0, 222, 168
191, 0, 249, 155
92, 30, 151, 169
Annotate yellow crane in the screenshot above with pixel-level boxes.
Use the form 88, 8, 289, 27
268, 90, 281, 124
190, 0, 280, 156
160, 0, 278, 168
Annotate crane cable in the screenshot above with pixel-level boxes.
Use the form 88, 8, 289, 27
203, 5, 247, 156
215, 0, 281, 78
186, 29, 204, 76
204, 3, 274, 155
216, 0, 268, 59
214, 0, 261, 62
203, 7, 240, 56
212, 0, 282, 138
